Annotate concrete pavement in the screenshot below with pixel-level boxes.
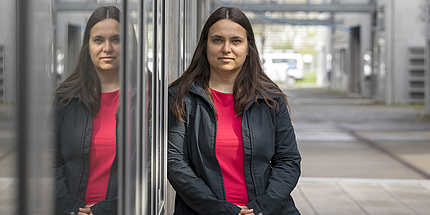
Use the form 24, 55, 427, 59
285, 87, 430, 215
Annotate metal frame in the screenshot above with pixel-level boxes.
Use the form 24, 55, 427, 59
119, 0, 171, 214
212, 1, 376, 13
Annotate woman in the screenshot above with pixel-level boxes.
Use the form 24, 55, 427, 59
168, 6, 301, 215
51, 6, 120, 215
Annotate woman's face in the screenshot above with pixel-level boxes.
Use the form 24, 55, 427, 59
89, 18, 120, 75
206, 19, 248, 77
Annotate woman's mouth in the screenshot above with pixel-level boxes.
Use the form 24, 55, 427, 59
219, 57, 234, 62
101, 57, 116, 61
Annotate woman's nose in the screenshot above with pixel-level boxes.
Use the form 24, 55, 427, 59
103, 41, 113, 52
222, 42, 231, 53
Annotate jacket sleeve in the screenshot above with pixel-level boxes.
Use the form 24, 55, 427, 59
90, 197, 117, 215
51, 96, 87, 215
246, 98, 301, 215
90, 158, 119, 215
167, 92, 241, 215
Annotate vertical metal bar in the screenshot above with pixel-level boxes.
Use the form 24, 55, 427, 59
426, 2, 430, 113
370, 0, 377, 99
118, 0, 127, 214
17, 0, 54, 214
120, 0, 146, 214
389, 0, 395, 104
142, 0, 152, 214
16, 1, 29, 213
152, 1, 158, 213
160, 0, 167, 213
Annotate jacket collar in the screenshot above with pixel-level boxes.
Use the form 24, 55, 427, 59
55, 87, 91, 111
188, 79, 281, 112
189, 80, 214, 109
189, 80, 208, 98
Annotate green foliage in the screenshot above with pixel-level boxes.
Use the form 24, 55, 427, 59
296, 71, 316, 84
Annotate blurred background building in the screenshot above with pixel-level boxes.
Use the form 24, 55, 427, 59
1, 0, 430, 110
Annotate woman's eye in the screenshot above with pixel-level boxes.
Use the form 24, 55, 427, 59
112, 38, 120, 43
213, 38, 222, 43
232, 39, 242, 44
94, 39, 102, 43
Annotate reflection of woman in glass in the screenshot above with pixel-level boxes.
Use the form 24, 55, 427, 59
168, 6, 301, 215
51, 6, 120, 215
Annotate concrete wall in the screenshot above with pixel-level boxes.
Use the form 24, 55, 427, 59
331, 11, 373, 96
55, 12, 91, 83
383, 0, 426, 104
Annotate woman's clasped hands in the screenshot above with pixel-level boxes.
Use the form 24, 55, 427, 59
238, 205, 254, 215
77, 204, 94, 215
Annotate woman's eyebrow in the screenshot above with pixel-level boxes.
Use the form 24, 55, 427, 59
231, 36, 244, 40
210, 35, 244, 39
91, 34, 120, 39
92, 35, 104, 39
210, 35, 224, 38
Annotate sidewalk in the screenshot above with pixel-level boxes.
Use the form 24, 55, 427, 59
293, 178, 430, 215
285, 87, 430, 215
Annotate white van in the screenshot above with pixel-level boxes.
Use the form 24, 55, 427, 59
262, 52, 304, 83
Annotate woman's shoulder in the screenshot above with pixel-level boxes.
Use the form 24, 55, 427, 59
168, 83, 179, 94
168, 81, 203, 96
52, 86, 85, 109
260, 83, 285, 99
54, 85, 80, 98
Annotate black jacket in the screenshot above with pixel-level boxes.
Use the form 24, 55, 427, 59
51, 92, 118, 215
167, 82, 301, 215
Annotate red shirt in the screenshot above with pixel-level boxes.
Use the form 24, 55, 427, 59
85, 90, 119, 204
211, 89, 249, 205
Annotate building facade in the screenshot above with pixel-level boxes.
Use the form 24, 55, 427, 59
329, 0, 428, 107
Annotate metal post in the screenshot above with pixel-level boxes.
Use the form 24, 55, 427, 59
426, 1, 430, 113
370, 0, 377, 99
17, 0, 54, 214
16, 0, 29, 212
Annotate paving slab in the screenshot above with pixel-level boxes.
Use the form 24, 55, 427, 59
0, 178, 17, 214
293, 178, 430, 215
294, 179, 367, 215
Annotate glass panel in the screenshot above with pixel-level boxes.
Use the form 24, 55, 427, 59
119, 0, 160, 214
0, 0, 18, 213
53, 2, 122, 215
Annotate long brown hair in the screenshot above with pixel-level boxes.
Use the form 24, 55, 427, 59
170, 6, 287, 121
54, 6, 120, 115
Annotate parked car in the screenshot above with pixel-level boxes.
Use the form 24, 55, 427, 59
262, 52, 304, 83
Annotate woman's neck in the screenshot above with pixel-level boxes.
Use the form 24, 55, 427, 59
101, 83, 120, 92
209, 71, 237, 93
97, 70, 120, 92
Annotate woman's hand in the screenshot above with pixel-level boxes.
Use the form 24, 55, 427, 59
238, 205, 254, 215
77, 204, 94, 215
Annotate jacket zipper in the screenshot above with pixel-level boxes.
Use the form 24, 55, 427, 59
78, 106, 91, 197
245, 111, 258, 198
